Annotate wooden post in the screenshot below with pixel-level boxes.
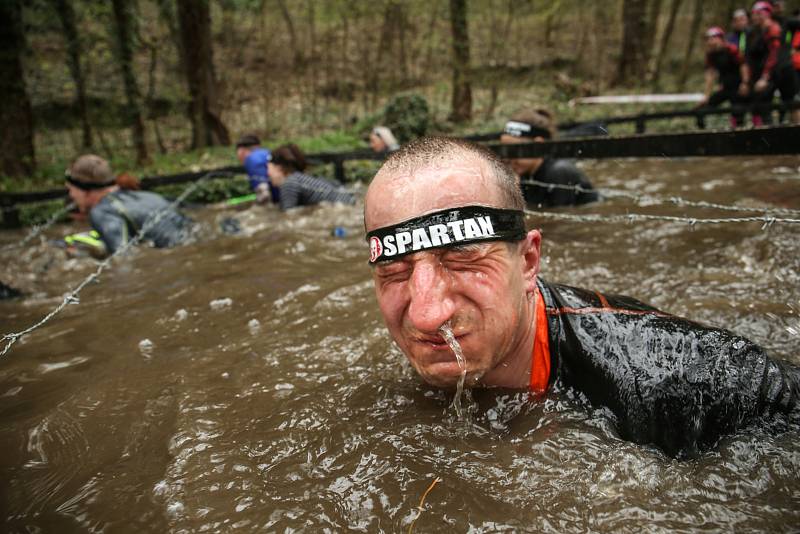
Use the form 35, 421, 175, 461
334, 158, 346, 183
0, 196, 21, 229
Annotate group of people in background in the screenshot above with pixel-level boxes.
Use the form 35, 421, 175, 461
62, 111, 598, 259
701, 0, 800, 125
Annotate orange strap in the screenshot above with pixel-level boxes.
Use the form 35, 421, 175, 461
529, 289, 551, 393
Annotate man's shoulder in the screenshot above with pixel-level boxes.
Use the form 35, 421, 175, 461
539, 279, 660, 314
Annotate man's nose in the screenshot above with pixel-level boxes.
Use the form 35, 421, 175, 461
407, 260, 455, 333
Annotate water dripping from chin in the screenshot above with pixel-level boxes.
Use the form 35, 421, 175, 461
439, 321, 468, 420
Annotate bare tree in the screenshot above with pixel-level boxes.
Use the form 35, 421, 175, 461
650, 0, 684, 89
110, 0, 149, 164
0, 0, 35, 177
449, 0, 472, 122
51, 0, 92, 149
615, 0, 649, 86
677, 0, 704, 91
176, 0, 230, 148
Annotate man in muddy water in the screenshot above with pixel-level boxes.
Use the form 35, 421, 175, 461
363, 136, 800, 457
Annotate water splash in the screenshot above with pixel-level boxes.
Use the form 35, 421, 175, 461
439, 322, 467, 419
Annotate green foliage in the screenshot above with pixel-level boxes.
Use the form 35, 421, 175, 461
382, 94, 430, 143
153, 176, 250, 204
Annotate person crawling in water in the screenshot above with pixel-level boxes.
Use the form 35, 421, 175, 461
363, 136, 799, 458
65, 154, 191, 256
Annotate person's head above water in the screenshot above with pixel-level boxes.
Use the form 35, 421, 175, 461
499, 107, 556, 178
369, 126, 400, 154
364, 136, 542, 389
235, 133, 262, 164
267, 144, 307, 186
66, 154, 126, 213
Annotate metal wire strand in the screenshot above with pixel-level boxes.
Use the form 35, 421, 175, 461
525, 209, 800, 227
519, 179, 800, 217
1, 174, 212, 358
1, 201, 77, 252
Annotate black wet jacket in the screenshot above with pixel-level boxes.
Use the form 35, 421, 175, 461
521, 159, 598, 208
539, 279, 800, 457
89, 190, 191, 254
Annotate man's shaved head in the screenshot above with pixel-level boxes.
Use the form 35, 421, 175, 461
366, 137, 524, 230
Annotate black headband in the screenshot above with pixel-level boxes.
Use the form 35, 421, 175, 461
366, 206, 527, 264
503, 120, 552, 140
65, 174, 116, 191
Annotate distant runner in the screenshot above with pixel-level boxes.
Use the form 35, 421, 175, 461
743, 2, 798, 124
699, 26, 746, 127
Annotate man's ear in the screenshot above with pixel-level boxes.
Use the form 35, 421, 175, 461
520, 229, 541, 293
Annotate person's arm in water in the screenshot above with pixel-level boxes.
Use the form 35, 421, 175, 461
88, 203, 128, 255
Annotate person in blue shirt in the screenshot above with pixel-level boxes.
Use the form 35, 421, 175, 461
235, 134, 279, 204
727, 8, 750, 54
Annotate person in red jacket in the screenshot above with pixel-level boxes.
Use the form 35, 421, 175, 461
742, 1, 798, 124
700, 26, 747, 127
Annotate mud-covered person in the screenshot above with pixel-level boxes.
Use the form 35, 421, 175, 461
499, 108, 598, 208
363, 136, 800, 457
65, 154, 191, 256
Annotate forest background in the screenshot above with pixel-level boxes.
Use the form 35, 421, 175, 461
0, 0, 756, 196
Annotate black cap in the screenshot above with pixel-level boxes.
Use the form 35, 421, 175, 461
235, 134, 261, 148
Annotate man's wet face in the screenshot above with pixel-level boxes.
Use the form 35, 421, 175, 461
372, 242, 529, 387
365, 157, 537, 388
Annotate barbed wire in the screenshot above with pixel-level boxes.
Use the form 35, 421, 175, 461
525, 209, 800, 228
1, 202, 76, 252
1, 174, 213, 358
520, 179, 800, 217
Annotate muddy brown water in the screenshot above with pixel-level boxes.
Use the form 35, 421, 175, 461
1, 156, 799, 532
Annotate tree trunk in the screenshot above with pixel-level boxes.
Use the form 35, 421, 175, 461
276, 0, 302, 68
645, 0, 664, 54
677, 0, 704, 91
650, 0, 684, 90
110, 0, 148, 164
0, 0, 35, 177
449, 0, 472, 122
176, 0, 230, 148
615, 0, 649, 86
51, 0, 92, 149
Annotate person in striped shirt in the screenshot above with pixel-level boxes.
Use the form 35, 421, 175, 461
267, 144, 355, 211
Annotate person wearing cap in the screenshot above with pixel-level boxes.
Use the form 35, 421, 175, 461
699, 26, 747, 127
267, 144, 355, 211
65, 154, 191, 255
235, 134, 278, 204
369, 126, 400, 156
364, 136, 800, 457
728, 8, 752, 54
742, 1, 798, 125
499, 108, 598, 208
